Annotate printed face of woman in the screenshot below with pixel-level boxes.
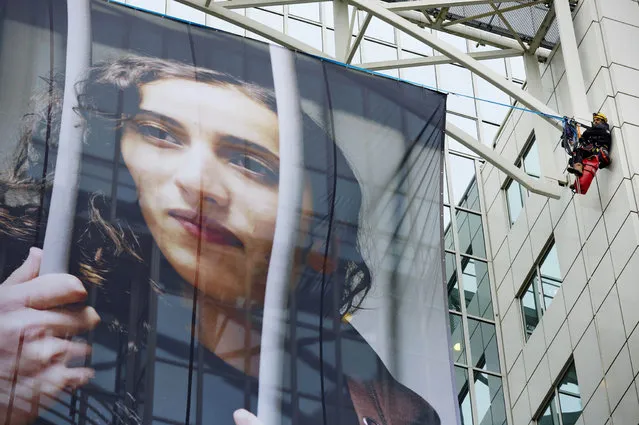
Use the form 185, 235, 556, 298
120, 78, 309, 305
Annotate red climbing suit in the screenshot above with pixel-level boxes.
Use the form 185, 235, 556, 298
572, 156, 599, 194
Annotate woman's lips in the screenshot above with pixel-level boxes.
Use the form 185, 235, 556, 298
169, 210, 244, 249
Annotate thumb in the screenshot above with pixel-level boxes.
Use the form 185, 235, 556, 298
233, 410, 261, 425
5, 247, 42, 285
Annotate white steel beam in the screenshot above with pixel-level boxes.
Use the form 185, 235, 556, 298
395, 9, 552, 57
348, 0, 563, 131
347, 13, 372, 63
333, 0, 351, 61
446, 123, 561, 199
176, 0, 330, 58
361, 47, 521, 70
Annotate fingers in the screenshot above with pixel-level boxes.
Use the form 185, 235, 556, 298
16, 307, 100, 339
17, 337, 91, 376
233, 410, 262, 425
2, 274, 87, 310
4, 248, 42, 286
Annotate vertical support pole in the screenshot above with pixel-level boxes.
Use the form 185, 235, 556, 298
553, 0, 591, 123
40, 0, 91, 274
257, 44, 304, 425
523, 53, 563, 184
333, 0, 350, 61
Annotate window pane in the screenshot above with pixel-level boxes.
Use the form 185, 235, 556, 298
449, 314, 466, 364
468, 319, 500, 373
446, 252, 461, 311
459, 176, 481, 212
456, 210, 486, 258
473, 372, 507, 425
538, 397, 560, 425
444, 163, 450, 204
540, 244, 561, 310
523, 141, 541, 179
444, 206, 454, 250
481, 121, 500, 146
462, 257, 493, 319
287, 19, 322, 51
449, 154, 477, 207
559, 364, 582, 425
454, 366, 474, 425
506, 179, 523, 225
288, 3, 319, 21
447, 114, 478, 157
521, 278, 540, 338
438, 64, 476, 115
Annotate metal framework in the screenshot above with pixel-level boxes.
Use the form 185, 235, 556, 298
174, 0, 593, 199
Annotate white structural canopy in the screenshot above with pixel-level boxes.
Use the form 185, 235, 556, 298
174, 0, 591, 200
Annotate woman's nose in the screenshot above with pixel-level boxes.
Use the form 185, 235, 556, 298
174, 144, 230, 209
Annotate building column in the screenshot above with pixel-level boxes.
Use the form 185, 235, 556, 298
523, 53, 564, 184
553, 0, 591, 123
333, 0, 350, 61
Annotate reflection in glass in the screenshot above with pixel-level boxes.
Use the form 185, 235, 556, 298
523, 141, 541, 179
521, 277, 540, 339
461, 257, 493, 319
473, 372, 507, 425
505, 179, 524, 225
481, 121, 500, 146
454, 366, 473, 425
538, 398, 559, 425
438, 64, 476, 115
468, 319, 500, 373
540, 244, 561, 310
444, 206, 454, 250
558, 364, 582, 425
459, 177, 481, 212
449, 314, 466, 364
456, 210, 486, 258
448, 154, 477, 207
446, 252, 461, 311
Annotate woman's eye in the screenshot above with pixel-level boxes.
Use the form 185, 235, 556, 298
229, 153, 278, 185
136, 123, 181, 147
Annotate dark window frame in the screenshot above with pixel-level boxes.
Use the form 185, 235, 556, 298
518, 238, 562, 340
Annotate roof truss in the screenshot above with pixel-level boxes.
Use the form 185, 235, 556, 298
160, 0, 568, 198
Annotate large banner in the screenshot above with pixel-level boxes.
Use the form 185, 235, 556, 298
0, 1, 456, 425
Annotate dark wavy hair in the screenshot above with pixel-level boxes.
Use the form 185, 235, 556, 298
1, 55, 371, 316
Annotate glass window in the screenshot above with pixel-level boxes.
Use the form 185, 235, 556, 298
400, 65, 437, 88
475, 76, 510, 124
520, 242, 562, 339
447, 252, 461, 311
450, 314, 466, 364
444, 163, 450, 204
474, 372, 507, 425
399, 31, 433, 56
462, 256, 493, 319
287, 18, 322, 51
438, 64, 476, 116
509, 56, 526, 81
128, 0, 166, 13
455, 366, 474, 425
480, 121, 500, 146
444, 206, 454, 250
523, 139, 541, 179
468, 319, 500, 373
456, 210, 486, 258
447, 114, 478, 157
537, 363, 582, 425
448, 154, 477, 207
167, 0, 206, 23
365, 17, 395, 43
361, 39, 397, 62
505, 178, 525, 225
288, 3, 320, 21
